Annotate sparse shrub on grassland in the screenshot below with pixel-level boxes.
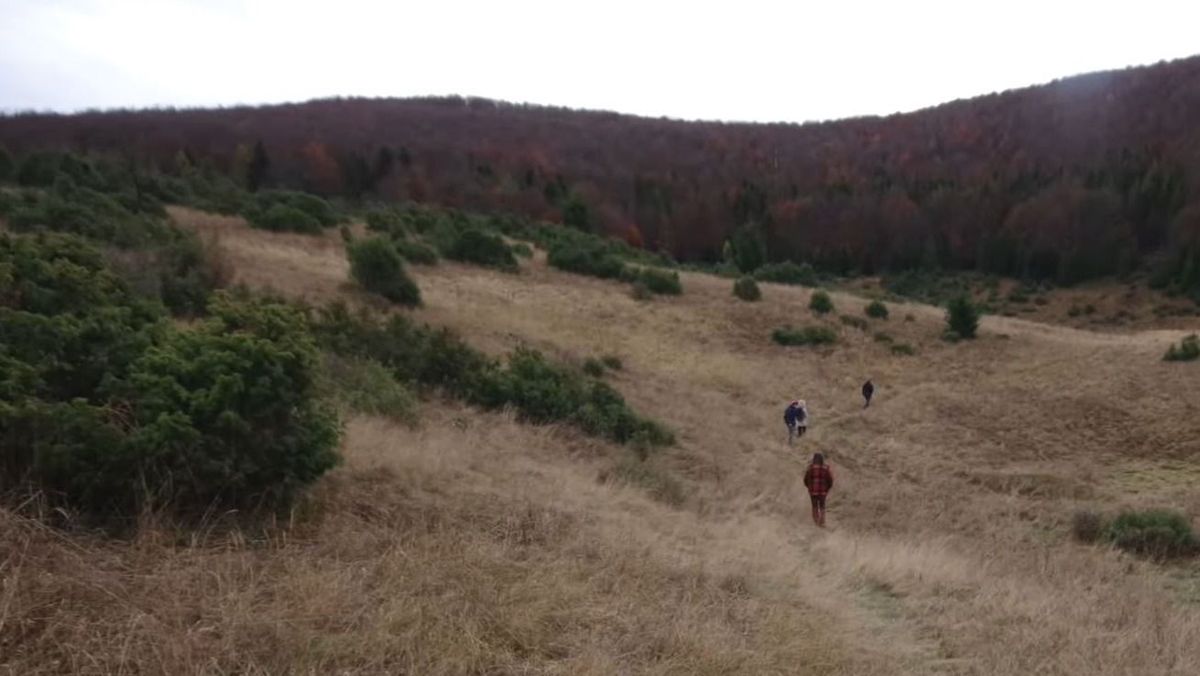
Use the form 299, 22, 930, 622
630, 281, 653, 301
1106, 509, 1197, 559
249, 190, 338, 228
873, 331, 894, 343
308, 303, 672, 448
549, 239, 627, 279
809, 290, 834, 314
445, 228, 518, 272
754, 261, 817, 286
601, 354, 623, 370
946, 295, 980, 339
772, 325, 837, 346
840, 315, 868, 331
347, 236, 421, 306
865, 300, 889, 319
251, 204, 322, 234
1074, 508, 1199, 560
1164, 334, 1199, 362
365, 208, 406, 234
318, 352, 417, 424
632, 267, 682, 295
491, 348, 674, 446
511, 242, 534, 258
890, 342, 917, 356
393, 238, 439, 265
733, 276, 762, 301
308, 302, 484, 396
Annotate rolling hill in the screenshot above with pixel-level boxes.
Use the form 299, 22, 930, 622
4, 204, 1200, 674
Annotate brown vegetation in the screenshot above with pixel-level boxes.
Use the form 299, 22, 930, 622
3, 57, 1200, 286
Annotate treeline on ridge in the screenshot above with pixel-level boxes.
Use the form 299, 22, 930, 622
2, 56, 1199, 300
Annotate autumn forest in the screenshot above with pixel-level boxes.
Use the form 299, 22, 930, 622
1, 55, 1198, 297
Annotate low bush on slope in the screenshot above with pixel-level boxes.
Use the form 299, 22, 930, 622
0, 233, 340, 514
310, 302, 674, 447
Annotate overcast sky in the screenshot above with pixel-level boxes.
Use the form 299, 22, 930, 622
1, 0, 1197, 123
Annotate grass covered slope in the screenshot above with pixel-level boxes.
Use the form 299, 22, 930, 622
4, 206, 1200, 674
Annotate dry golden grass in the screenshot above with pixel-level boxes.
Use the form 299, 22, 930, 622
4, 208, 1200, 674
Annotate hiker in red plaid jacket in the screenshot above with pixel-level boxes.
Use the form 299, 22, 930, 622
802, 453, 834, 527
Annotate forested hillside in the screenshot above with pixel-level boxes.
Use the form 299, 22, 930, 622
1, 55, 1198, 297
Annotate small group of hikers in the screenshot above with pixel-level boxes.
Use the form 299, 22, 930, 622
785, 379, 873, 528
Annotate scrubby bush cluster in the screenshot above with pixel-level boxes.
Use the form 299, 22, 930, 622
754, 261, 818, 286
626, 266, 682, 295
865, 300, 889, 319
445, 228, 518, 271
732, 276, 762, 301
1073, 508, 1198, 560
545, 238, 682, 296
772, 325, 837, 347
309, 303, 673, 447
547, 238, 626, 279
393, 238, 440, 265
1164, 334, 1200, 362
318, 353, 417, 423
347, 236, 421, 306
244, 190, 339, 233
0, 233, 340, 513
359, 203, 522, 272
0, 157, 225, 315
809, 290, 834, 314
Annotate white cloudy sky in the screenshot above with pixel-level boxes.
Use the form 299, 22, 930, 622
0, 0, 1197, 123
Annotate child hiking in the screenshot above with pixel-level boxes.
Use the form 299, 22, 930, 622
803, 453, 833, 527
784, 399, 808, 444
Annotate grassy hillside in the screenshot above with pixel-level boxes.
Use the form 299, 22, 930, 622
5, 206, 1199, 674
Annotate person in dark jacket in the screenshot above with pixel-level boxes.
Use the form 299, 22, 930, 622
784, 399, 808, 444
862, 379, 874, 408
802, 453, 834, 527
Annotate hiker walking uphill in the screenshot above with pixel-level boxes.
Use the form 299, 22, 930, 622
862, 379, 874, 408
803, 453, 834, 527
784, 400, 809, 444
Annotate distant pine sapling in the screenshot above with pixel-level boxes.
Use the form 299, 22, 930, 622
946, 295, 979, 339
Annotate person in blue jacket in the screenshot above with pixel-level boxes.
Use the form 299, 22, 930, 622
784, 399, 808, 444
